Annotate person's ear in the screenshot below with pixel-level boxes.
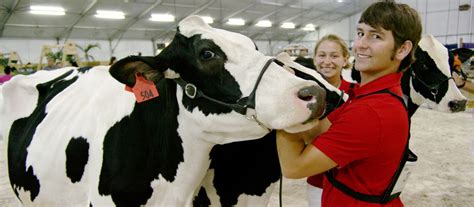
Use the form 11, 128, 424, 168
395, 40, 413, 61
343, 56, 349, 68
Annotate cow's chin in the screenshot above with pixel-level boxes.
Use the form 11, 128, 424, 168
282, 120, 319, 134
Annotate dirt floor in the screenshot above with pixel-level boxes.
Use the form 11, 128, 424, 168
1, 107, 473, 207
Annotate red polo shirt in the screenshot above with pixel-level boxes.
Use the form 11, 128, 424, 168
307, 78, 359, 188
339, 78, 358, 93
312, 72, 408, 207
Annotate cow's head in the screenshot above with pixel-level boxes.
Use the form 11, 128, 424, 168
406, 34, 467, 112
110, 16, 327, 142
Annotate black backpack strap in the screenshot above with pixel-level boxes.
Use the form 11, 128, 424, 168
325, 169, 389, 203
349, 82, 356, 89
325, 88, 415, 204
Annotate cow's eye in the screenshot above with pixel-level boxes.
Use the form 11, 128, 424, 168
200, 50, 215, 60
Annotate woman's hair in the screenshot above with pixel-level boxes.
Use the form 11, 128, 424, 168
359, 0, 422, 71
313, 34, 351, 69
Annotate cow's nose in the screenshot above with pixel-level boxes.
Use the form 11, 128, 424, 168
448, 99, 467, 112
297, 85, 326, 119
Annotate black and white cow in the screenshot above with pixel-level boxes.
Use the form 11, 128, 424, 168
1, 16, 339, 206
194, 34, 468, 207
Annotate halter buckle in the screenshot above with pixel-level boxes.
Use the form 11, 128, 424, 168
185, 83, 197, 99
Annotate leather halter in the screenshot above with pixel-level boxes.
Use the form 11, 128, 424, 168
172, 58, 275, 130
409, 68, 452, 103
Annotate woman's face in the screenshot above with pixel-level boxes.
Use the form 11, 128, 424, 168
313, 40, 348, 80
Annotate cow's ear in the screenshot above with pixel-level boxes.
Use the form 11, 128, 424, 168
109, 56, 164, 87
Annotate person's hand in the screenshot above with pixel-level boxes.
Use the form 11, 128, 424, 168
452, 72, 466, 88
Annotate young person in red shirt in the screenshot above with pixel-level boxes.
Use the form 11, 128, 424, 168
277, 1, 422, 206
307, 34, 358, 207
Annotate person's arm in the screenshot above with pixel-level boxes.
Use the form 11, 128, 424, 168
276, 117, 337, 179
453, 72, 474, 93
462, 80, 474, 93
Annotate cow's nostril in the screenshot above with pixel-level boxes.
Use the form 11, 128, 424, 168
298, 94, 314, 102
297, 86, 318, 101
448, 100, 467, 112
297, 85, 327, 120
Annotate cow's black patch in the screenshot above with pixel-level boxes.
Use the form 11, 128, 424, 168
78, 66, 93, 73
408, 48, 449, 104
451, 47, 474, 63
193, 187, 210, 207
8, 70, 77, 202
65, 137, 89, 183
199, 131, 280, 206
161, 33, 242, 116
98, 78, 183, 206
406, 98, 420, 118
400, 71, 422, 117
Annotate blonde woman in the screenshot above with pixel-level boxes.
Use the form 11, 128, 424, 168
306, 34, 357, 207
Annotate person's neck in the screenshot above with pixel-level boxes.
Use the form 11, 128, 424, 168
360, 67, 398, 86
329, 76, 341, 88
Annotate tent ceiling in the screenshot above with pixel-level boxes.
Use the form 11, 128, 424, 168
0, 0, 373, 42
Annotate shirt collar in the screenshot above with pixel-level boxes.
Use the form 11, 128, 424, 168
353, 72, 403, 98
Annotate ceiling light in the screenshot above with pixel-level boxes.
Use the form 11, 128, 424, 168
95, 10, 125, 19
302, 24, 316, 31
30, 5, 65, 16
150, 14, 175, 22
255, 20, 272, 27
281, 22, 295, 29
227, 18, 245, 26
199, 16, 214, 24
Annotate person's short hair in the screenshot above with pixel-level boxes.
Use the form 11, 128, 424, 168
313, 34, 351, 69
359, 0, 422, 71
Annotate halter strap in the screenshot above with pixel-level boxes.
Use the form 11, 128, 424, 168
171, 58, 276, 130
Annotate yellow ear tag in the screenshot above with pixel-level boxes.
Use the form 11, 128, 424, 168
125, 73, 159, 103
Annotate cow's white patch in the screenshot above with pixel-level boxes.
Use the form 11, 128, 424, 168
235, 182, 277, 206
195, 169, 220, 205
418, 35, 451, 77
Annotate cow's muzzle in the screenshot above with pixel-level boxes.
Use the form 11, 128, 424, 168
448, 99, 467, 112
298, 85, 327, 121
